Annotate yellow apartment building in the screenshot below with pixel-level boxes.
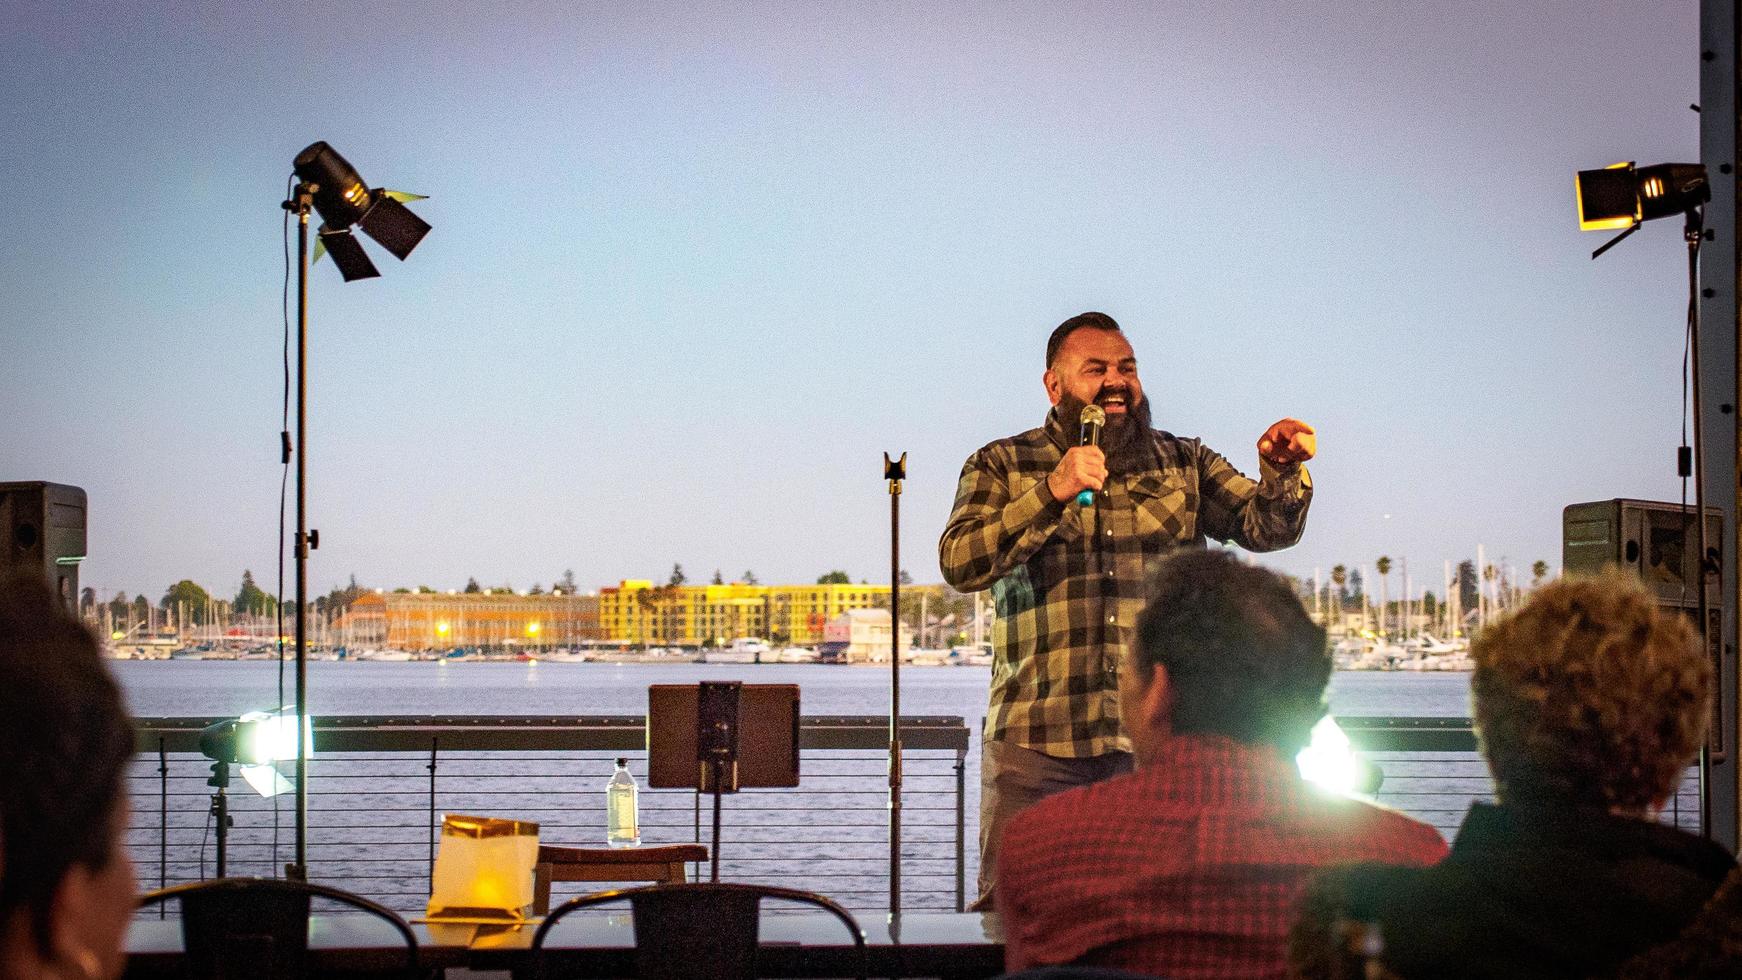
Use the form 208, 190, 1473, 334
597, 580, 891, 646
347, 590, 601, 649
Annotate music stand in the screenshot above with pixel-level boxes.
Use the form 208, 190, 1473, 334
647, 683, 799, 882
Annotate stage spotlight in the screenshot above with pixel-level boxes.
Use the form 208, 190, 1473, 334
292, 141, 432, 281
200, 708, 311, 798
1576, 161, 1709, 257
1296, 716, 1383, 797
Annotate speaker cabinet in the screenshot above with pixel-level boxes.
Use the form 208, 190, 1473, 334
1563, 498, 1721, 609
1563, 497, 1724, 757
0, 482, 87, 613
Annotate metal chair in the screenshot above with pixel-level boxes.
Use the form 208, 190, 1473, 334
531, 881, 867, 980
137, 876, 420, 979
532, 842, 709, 914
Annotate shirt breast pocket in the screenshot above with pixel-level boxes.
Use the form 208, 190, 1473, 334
1131, 474, 1193, 546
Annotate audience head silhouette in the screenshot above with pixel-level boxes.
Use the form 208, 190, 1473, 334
1125, 548, 1330, 757
0, 578, 136, 980
1473, 572, 1710, 812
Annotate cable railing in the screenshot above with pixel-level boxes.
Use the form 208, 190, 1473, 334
1340, 716, 1703, 838
127, 714, 1703, 917
129, 716, 970, 915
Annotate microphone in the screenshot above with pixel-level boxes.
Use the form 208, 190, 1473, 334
1076, 404, 1105, 506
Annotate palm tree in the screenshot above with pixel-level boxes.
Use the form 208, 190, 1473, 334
1531, 560, 1550, 588
1376, 557, 1392, 637
1330, 565, 1348, 614
1481, 563, 1498, 626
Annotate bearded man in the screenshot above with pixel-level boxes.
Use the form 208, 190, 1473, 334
939, 310, 1316, 909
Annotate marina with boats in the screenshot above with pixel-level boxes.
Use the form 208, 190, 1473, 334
98, 546, 1539, 671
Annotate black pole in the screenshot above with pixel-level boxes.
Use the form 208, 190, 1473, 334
1687, 209, 1718, 839
287, 184, 314, 880
158, 738, 168, 913
954, 748, 966, 912
710, 757, 725, 883
427, 738, 438, 889
884, 452, 906, 916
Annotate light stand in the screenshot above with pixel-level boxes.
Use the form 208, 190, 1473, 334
281, 182, 315, 881
883, 451, 906, 916
1580, 162, 1720, 838
207, 760, 232, 878
1682, 205, 1720, 838
274, 143, 430, 880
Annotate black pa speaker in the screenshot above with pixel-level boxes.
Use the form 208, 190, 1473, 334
0, 482, 87, 614
1563, 497, 1725, 757
1562, 497, 1721, 609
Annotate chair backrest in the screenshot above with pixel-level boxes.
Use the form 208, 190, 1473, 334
137, 876, 419, 980
533, 881, 867, 980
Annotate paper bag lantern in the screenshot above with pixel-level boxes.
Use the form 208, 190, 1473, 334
427, 814, 541, 922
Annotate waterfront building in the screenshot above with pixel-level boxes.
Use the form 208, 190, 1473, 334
820, 608, 916, 664
597, 580, 891, 647
346, 590, 601, 650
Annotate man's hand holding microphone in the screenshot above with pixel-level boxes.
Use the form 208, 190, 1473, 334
1048, 410, 1317, 505
1048, 405, 1107, 504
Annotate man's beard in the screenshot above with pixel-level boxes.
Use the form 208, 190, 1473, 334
1055, 387, 1155, 476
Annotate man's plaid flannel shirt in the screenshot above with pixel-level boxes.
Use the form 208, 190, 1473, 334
939, 410, 1312, 758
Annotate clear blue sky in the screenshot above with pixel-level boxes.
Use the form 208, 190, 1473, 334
0, 1, 1703, 602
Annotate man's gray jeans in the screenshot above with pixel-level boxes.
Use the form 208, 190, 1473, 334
975, 739, 1133, 910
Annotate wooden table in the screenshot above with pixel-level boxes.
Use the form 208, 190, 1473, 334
127, 910, 1004, 978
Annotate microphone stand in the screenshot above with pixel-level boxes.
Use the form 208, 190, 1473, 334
884, 452, 906, 917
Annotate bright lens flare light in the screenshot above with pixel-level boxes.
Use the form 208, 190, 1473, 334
1296, 716, 1376, 796
199, 707, 313, 798
235, 709, 310, 765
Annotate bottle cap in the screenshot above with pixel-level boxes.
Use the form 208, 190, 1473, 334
616, 757, 628, 767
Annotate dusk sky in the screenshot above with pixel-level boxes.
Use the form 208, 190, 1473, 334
0, 2, 1703, 602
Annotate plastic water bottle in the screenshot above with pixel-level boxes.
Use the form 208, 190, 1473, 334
606, 758, 640, 848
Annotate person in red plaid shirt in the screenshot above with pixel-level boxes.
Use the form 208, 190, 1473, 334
996, 549, 1447, 979
941, 311, 1318, 909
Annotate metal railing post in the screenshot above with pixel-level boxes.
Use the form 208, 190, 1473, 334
427, 737, 439, 889
955, 745, 966, 912
158, 737, 168, 916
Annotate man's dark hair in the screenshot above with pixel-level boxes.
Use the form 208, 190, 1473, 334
1131, 549, 1330, 751
1045, 311, 1122, 368
0, 577, 135, 950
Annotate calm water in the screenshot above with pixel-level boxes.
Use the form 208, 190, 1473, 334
112, 659, 1473, 719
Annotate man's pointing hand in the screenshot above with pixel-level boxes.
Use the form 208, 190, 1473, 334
1257, 418, 1316, 466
